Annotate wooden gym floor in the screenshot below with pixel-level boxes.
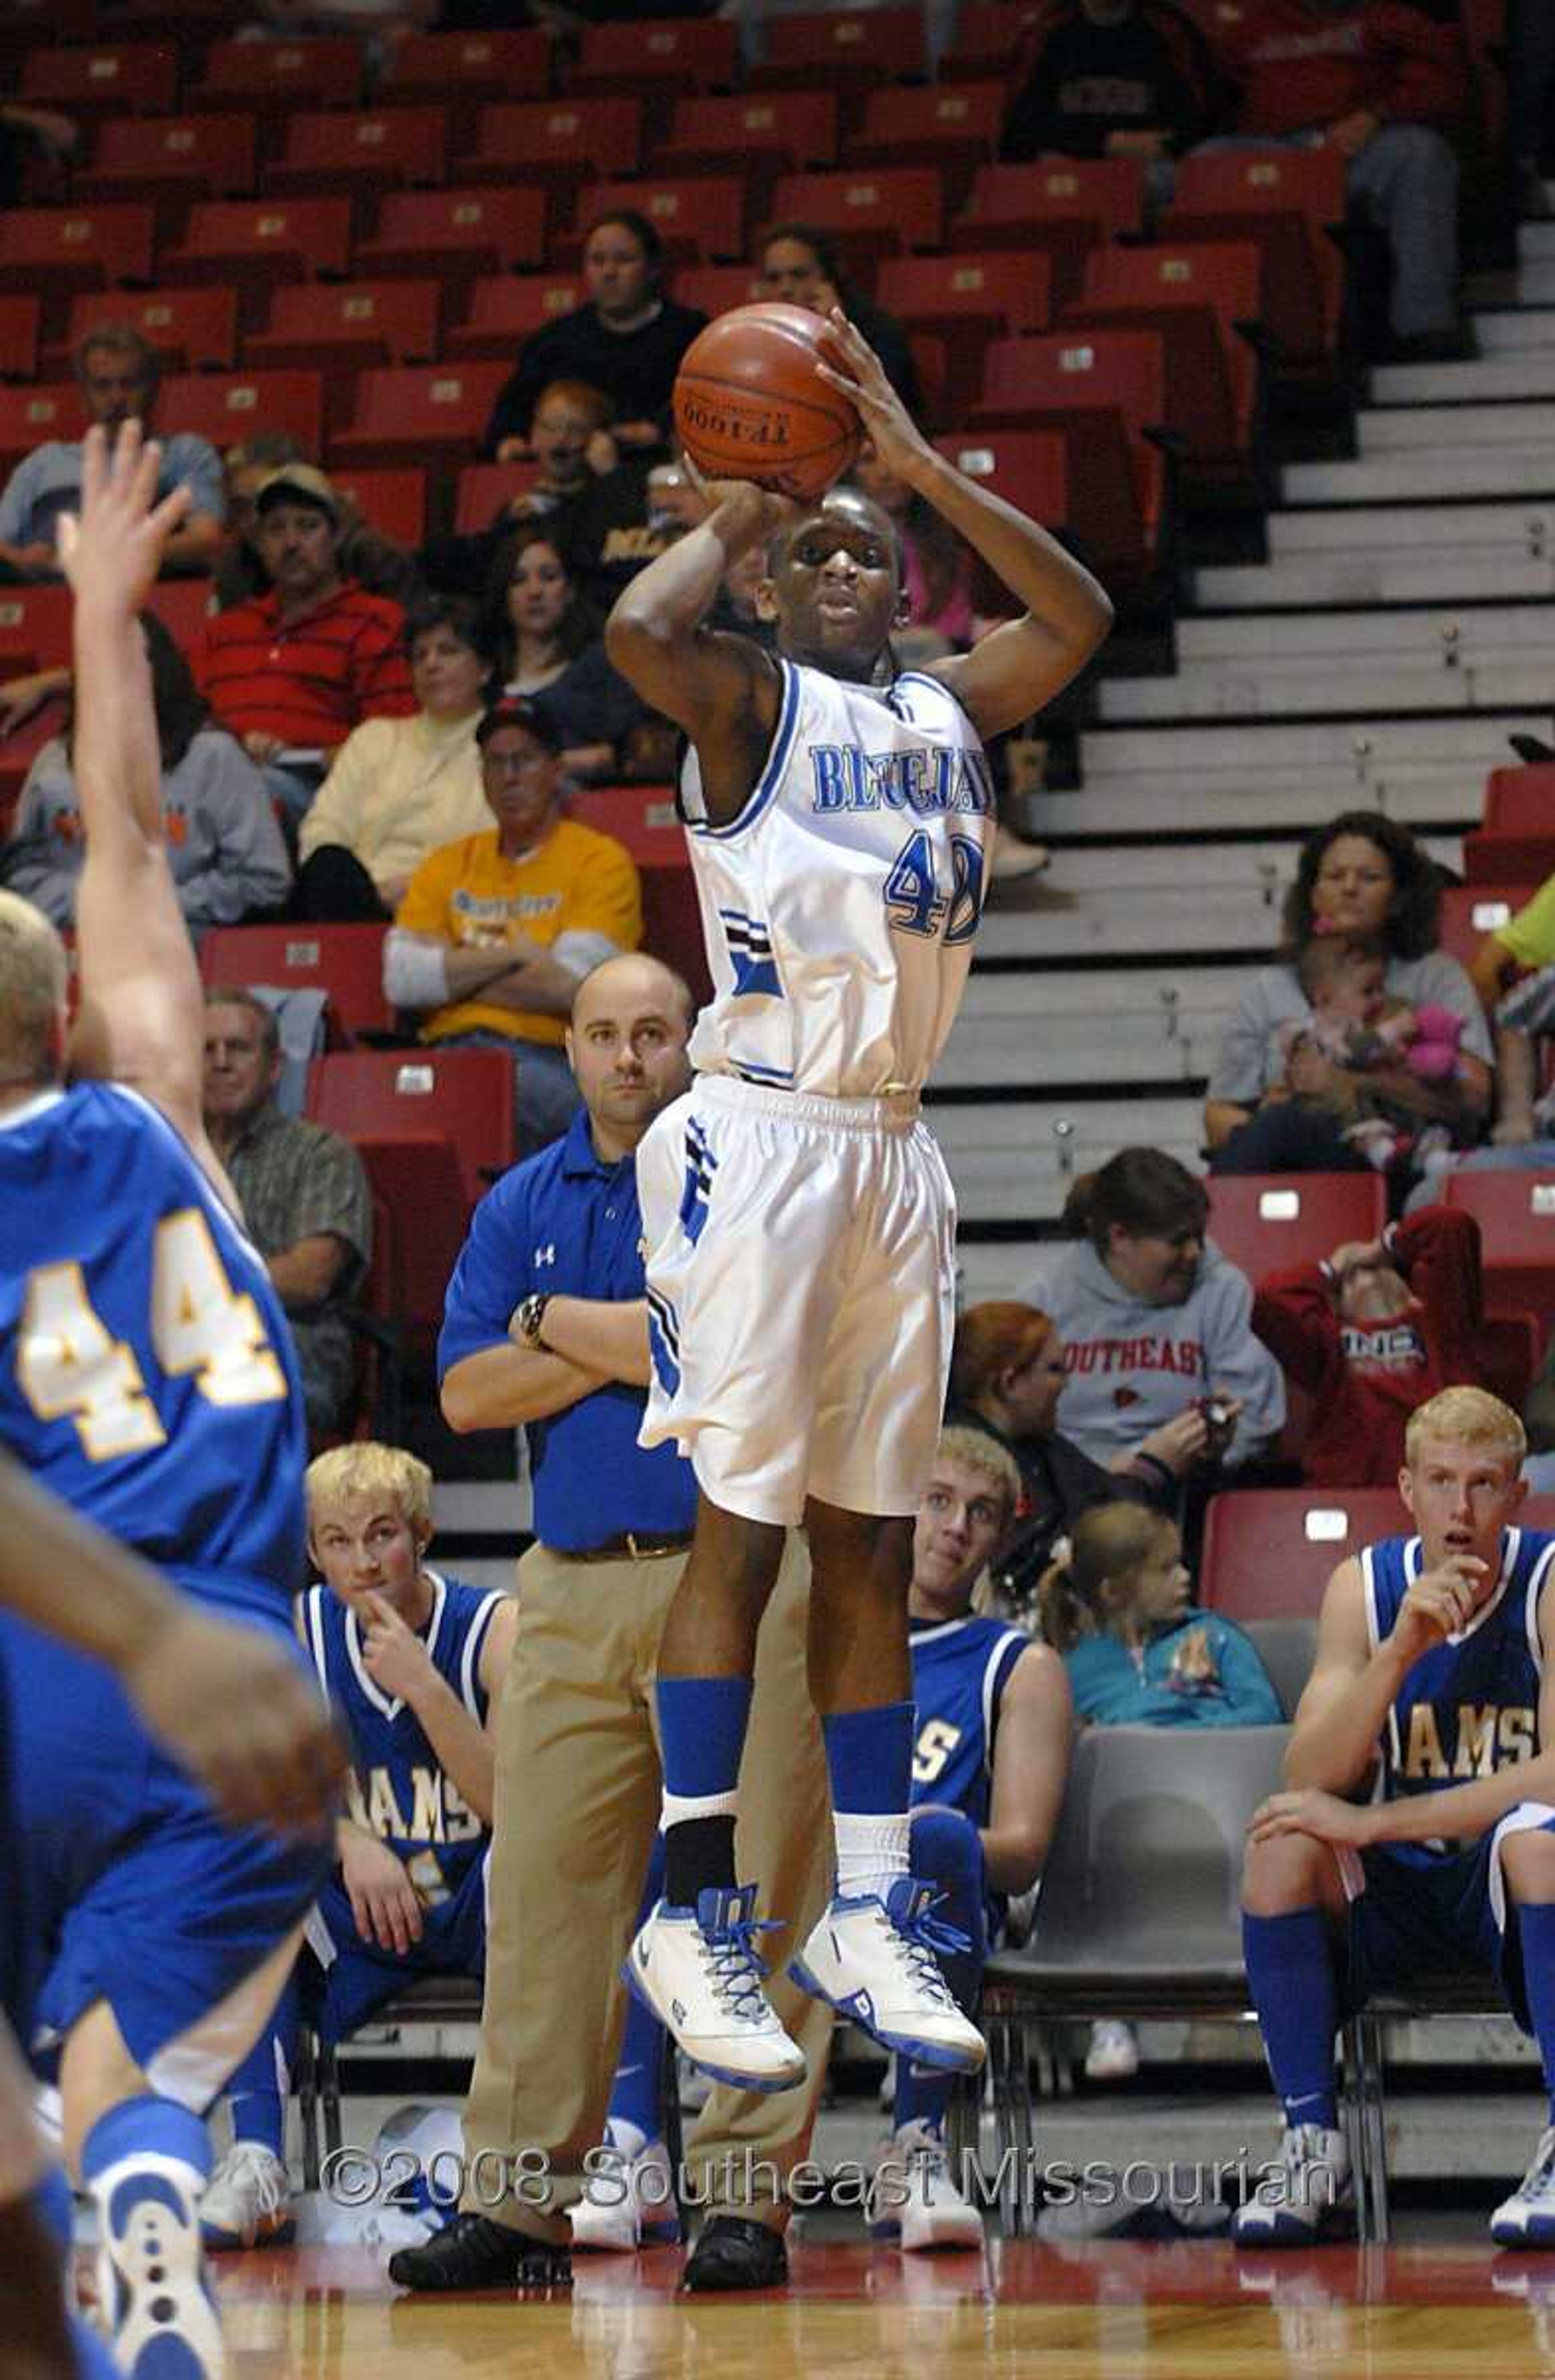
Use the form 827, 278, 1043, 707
213, 2237, 1555, 2378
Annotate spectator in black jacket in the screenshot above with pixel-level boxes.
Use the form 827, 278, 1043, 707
948, 1299, 1174, 1627
483, 211, 706, 464
1002, 0, 1225, 167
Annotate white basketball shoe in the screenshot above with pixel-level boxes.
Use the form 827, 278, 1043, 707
869, 2121, 986, 2252
623, 1884, 807, 2093
200, 2144, 294, 2251
1492, 2127, 1555, 2247
788, 1880, 985, 2073
570, 2139, 683, 2253
1232, 2124, 1353, 2247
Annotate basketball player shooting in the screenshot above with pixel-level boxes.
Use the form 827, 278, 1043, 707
604, 311, 1112, 2091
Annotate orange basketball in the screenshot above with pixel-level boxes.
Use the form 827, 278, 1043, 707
673, 302, 862, 504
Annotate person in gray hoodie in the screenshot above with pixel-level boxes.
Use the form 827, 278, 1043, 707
1018, 1146, 1285, 1475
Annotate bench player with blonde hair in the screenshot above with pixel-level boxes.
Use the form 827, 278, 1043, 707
1238, 1384, 1555, 2246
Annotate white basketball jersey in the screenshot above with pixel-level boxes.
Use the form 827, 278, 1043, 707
680, 658, 997, 1097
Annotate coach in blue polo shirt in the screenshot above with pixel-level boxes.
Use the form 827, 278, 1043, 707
395, 951, 832, 2296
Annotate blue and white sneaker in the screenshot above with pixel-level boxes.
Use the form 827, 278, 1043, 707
623, 1885, 806, 2094
1232, 2125, 1353, 2248
570, 2139, 683, 2252
1492, 2127, 1555, 2247
787, 1879, 985, 2074
96, 2154, 225, 2379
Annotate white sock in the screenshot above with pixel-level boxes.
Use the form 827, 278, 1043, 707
605, 2116, 648, 2161
834, 1810, 911, 1900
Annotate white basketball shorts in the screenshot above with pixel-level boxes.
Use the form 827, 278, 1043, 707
636, 1074, 957, 1526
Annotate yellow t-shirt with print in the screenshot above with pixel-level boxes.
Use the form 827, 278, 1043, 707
396, 820, 643, 1048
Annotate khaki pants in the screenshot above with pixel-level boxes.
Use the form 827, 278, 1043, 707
459, 1533, 832, 2239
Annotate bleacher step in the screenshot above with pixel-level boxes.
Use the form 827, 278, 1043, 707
1283, 447, 1555, 504
1194, 550, 1555, 612
1268, 498, 1552, 554
1356, 400, 1555, 450
1476, 305, 1555, 353
1079, 711, 1535, 777
1033, 772, 1477, 838
1179, 601, 1555, 665
1097, 658, 1549, 725
1370, 355, 1555, 405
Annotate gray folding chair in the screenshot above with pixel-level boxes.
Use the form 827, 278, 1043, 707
980, 1724, 1295, 2233
1242, 1617, 1319, 1721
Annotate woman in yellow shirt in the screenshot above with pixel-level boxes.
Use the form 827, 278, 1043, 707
385, 694, 643, 1153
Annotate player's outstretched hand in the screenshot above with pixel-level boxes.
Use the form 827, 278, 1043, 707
123, 1601, 346, 1837
1248, 1787, 1376, 1849
55, 420, 191, 617
679, 451, 799, 543
815, 307, 929, 481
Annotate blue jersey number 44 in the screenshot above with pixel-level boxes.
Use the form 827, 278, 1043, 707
884, 828, 986, 946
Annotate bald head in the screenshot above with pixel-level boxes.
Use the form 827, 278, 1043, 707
567, 951, 696, 1156
0, 890, 68, 1090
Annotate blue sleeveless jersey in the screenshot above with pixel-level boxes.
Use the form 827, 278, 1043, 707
0, 1083, 305, 1620
1363, 1527, 1555, 1860
909, 1612, 1030, 1831
300, 1572, 505, 1904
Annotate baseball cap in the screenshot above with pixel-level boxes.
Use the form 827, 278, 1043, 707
253, 462, 341, 524
475, 694, 562, 753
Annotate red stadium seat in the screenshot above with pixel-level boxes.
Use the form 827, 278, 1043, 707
673, 264, 766, 318
329, 467, 427, 550
262, 106, 449, 202
753, 9, 928, 98
569, 177, 746, 268
1199, 1488, 1409, 1621
655, 92, 839, 181
201, 922, 393, 1041
0, 585, 72, 672
445, 274, 584, 363
0, 384, 83, 475
143, 579, 218, 650
1207, 1173, 1388, 1285
0, 300, 41, 385
59, 289, 239, 378
343, 1135, 469, 1343
929, 430, 1083, 611
454, 462, 543, 535
1437, 884, 1524, 973
1463, 765, 1555, 886
1064, 240, 1265, 466
845, 83, 1007, 212
74, 116, 258, 236
952, 158, 1145, 309
0, 696, 68, 841
158, 370, 324, 466
328, 362, 511, 473
0, 208, 158, 339
968, 328, 1171, 583
456, 99, 643, 205
570, 16, 738, 104
354, 189, 547, 299
20, 43, 179, 122
767, 168, 944, 277
940, 0, 1033, 79
878, 251, 1052, 417
1443, 1171, 1555, 1322
378, 26, 551, 117
243, 283, 441, 428
187, 36, 364, 118
566, 784, 711, 1004
307, 1047, 515, 1212
1161, 147, 1347, 362
160, 201, 354, 331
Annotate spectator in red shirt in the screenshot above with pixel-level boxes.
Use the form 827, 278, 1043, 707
193, 462, 415, 832
1251, 1206, 1484, 1487
1205, 0, 1469, 356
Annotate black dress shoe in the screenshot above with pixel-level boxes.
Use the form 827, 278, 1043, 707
387, 2213, 572, 2292
681, 2215, 788, 2292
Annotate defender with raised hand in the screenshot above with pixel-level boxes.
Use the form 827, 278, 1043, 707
605, 312, 1111, 2117
0, 425, 336, 2380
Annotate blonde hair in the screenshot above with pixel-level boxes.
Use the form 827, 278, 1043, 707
306, 1442, 434, 1535
931, 1424, 1022, 1526
1404, 1386, 1526, 1473
0, 891, 68, 1087
1037, 1501, 1176, 1655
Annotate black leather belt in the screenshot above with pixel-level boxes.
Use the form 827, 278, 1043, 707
564, 1530, 696, 1563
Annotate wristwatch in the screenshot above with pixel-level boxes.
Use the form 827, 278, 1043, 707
515, 1292, 553, 1351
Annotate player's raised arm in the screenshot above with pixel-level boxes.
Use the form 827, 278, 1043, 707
604, 477, 786, 758
816, 309, 1113, 740
61, 424, 226, 1185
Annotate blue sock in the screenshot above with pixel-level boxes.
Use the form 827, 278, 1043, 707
225, 1973, 297, 2159
81, 2095, 211, 2195
894, 1805, 988, 2134
1242, 1907, 1340, 2131
658, 1676, 753, 1906
607, 1837, 669, 2144
1514, 1899, 1555, 2125
71, 2316, 121, 2380
824, 1702, 915, 1898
